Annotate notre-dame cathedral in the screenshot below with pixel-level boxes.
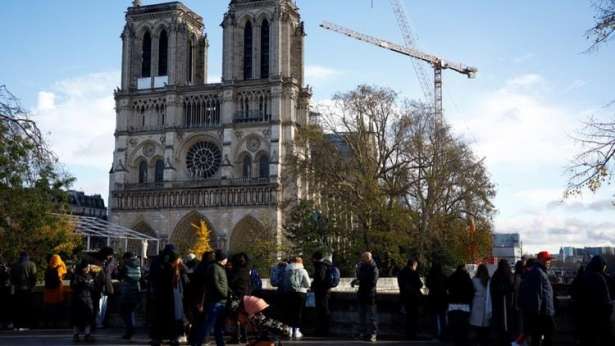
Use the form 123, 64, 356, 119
108, 0, 311, 254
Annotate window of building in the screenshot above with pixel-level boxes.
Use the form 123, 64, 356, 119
187, 37, 194, 83
243, 155, 252, 178
244, 22, 253, 80
259, 155, 269, 178
158, 30, 168, 76
139, 161, 148, 184
260, 19, 270, 79
155, 159, 164, 183
142, 31, 152, 78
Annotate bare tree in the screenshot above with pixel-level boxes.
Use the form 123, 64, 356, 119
587, 0, 615, 50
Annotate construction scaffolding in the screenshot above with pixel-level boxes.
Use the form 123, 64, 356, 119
62, 214, 160, 258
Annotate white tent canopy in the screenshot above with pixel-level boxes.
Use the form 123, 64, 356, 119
60, 214, 160, 258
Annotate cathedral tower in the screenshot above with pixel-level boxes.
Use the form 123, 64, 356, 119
109, 0, 311, 254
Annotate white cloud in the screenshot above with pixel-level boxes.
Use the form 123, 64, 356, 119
305, 65, 342, 83
452, 73, 575, 166
512, 52, 535, 64
36, 91, 56, 111
32, 71, 119, 196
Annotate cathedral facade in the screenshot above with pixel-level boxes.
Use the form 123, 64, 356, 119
108, 0, 310, 254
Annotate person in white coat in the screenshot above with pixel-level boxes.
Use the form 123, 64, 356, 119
470, 264, 492, 346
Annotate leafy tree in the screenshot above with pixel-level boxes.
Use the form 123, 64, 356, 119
286, 85, 496, 275
190, 220, 213, 258
0, 85, 77, 272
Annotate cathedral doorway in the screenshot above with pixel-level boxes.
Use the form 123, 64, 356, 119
229, 215, 267, 254
170, 211, 215, 255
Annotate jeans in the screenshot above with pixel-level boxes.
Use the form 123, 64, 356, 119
358, 303, 378, 337
192, 302, 226, 346
448, 310, 470, 346
120, 302, 138, 335
14, 290, 32, 329
527, 313, 553, 346
315, 291, 330, 336
97, 295, 109, 327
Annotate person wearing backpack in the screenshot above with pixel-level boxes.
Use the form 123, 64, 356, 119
119, 252, 142, 341
283, 256, 311, 340
311, 252, 339, 336
43, 254, 67, 328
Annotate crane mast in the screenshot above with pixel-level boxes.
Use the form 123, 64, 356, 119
389, 0, 434, 104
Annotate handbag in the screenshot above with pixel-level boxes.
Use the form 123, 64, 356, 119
305, 292, 316, 308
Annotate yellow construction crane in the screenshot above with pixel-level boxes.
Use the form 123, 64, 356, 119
320, 20, 477, 124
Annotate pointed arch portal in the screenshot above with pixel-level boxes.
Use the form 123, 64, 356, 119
171, 211, 215, 255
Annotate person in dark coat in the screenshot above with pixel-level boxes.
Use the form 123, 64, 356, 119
576, 255, 613, 346
71, 260, 96, 342
519, 251, 555, 346
446, 264, 475, 346
491, 259, 515, 346
311, 251, 333, 337
397, 258, 423, 340
11, 251, 37, 330
192, 249, 229, 346
351, 251, 379, 343
512, 260, 526, 341
570, 264, 585, 345
0, 255, 13, 330
150, 244, 188, 346
426, 262, 448, 340
228, 252, 251, 344
186, 250, 215, 344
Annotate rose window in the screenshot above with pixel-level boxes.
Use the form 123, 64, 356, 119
186, 141, 221, 178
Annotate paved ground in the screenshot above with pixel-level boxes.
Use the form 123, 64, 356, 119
0, 329, 442, 345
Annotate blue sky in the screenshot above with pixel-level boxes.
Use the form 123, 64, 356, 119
2, 0, 615, 254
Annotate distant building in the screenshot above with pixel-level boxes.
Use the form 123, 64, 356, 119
492, 233, 522, 264
68, 190, 107, 220
558, 246, 615, 263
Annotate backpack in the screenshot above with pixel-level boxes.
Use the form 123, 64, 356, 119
270, 264, 286, 287
325, 265, 341, 288
289, 268, 305, 292
250, 268, 262, 292
45, 268, 62, 289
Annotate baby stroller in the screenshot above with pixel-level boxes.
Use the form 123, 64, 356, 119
237, 296, 291, 346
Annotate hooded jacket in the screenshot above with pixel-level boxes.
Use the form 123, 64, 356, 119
519, 261, 554, 317
577, 256, 613, 319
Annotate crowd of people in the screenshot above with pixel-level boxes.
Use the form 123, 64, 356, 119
0, 247, 614, 346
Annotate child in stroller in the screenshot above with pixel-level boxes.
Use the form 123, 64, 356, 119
237, 295, 291, 346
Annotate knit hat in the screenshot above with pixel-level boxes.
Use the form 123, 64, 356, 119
537, 251, 553, 262
243, 295, 269, 316
214, 249, 227, 262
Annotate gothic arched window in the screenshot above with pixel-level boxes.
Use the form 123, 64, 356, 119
244, 21, 253, 80
187, 37, 194, 83
243, 155, 252, 178
155, 159, 164, 183
139, 161, 148, 184
142, 31, 152, 78
158, 30, 168, 76
260, 19, 270, 79
259, 155, 269, 178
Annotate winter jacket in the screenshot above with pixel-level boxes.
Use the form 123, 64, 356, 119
228, 265, 251, 298
284, 263, 311, 293
71, 271, 96, 325
470, 278, 492, 327
426, 269, 448, 313
355, 261, 379, 305
11, 259, 37, 291
311, 260, 330, 293
577, 256, 613, 320
205, 262, 229, 304
0, 264, 10, 290
447, 268, 474, 306
519, 262, 554, 317
397, 266, 423, 305
490, 267, 514, 331
119, 257, 142, 305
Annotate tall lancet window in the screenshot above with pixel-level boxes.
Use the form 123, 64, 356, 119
244, 21, 253, 80
155, 159, 164, 183
158, 30, 168, 76
139, 161, 148, 184
260, 19, 270, 79
187, 37, 194, 83
243, 156, 252, 178
142, 31, 152, 77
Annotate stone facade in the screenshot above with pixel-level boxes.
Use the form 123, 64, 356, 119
109, 0, 310, 253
